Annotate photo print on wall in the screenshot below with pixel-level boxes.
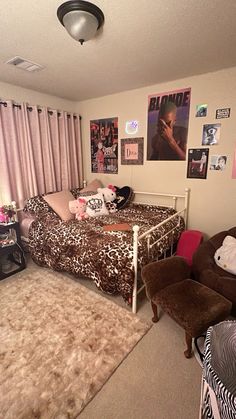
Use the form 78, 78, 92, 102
202, 123, 221, 146
196, 104, 207, 117
187, 148, 209, 179
216, 108, 231, 119
210, 155, 227, 171
147, 87, 191, 161
90, 117, 118, 174
121, 137, 144, 165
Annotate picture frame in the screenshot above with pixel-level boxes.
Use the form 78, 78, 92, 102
187, 148, 209, 179
121, 137, 144, 165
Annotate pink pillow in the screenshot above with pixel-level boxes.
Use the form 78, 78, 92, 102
43, 190, 75, 221
80, 179, 103, 193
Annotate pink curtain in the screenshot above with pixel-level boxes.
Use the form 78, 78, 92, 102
0, 101, 83, 207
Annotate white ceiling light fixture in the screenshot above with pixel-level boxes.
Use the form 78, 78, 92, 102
57, 0, 105, 45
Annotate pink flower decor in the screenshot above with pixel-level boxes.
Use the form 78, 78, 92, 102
0, 205, 16, 223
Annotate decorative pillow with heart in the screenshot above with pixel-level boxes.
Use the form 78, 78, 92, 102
214, 235, 236, 275
84, 193, 109, 217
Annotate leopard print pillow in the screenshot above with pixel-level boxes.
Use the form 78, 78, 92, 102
70, 188, 97, 199
70, 187, 81, 199
24, 188, 96, 218
23, 194, 58, 219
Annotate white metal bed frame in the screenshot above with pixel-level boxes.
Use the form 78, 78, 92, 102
131, 188, 190, 313
15, 184, 190, 314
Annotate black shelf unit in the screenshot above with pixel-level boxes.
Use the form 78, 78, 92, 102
0, 222, 26, 280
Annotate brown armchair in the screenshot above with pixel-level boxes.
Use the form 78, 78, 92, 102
142, 256, 232, 358
192, 227, 236, 316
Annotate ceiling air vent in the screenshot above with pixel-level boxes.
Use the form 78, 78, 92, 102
5, 56, 44, 72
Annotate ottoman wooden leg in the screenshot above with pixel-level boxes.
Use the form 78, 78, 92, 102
184, 332, 193, 358
151, 301, 159, 323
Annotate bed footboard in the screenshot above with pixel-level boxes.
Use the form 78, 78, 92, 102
131, 188, 190, 313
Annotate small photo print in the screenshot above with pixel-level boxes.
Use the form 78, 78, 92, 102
187, 148, 209, 179
202, 123, 221, 145
210, 155, 227, 171
196, 104, 207, 117
216, 108, 230, 119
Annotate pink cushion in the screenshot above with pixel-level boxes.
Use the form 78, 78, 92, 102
80, 179, 103, 193
43, 190, 75, 221
176, 230, 203, 266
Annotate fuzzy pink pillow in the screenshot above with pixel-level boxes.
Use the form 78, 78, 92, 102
80, 179, 103, 193
43, 190, 75, 221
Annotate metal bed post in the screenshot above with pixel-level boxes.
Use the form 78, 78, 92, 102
184, 188, 190, 228
172, 196, 177, 210
132, 225, 140, 314
83, 179, 87, 188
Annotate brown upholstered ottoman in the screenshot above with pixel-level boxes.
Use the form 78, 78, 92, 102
152, 279, 232, 358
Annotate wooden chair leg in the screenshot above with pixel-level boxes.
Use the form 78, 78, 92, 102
184, 332, 193, 358
151, 301, 159, 323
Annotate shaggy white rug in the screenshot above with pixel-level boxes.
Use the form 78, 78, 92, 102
0, 270, 151, 419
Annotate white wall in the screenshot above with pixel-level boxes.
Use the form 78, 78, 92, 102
0, 81, 76, 113
77, 67, 236, 237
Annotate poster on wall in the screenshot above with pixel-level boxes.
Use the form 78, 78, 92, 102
187, 148, 209, 179
90, 117, 118, 174
196, 104, 207, 117
216, 108, 231, 119
202, 123, 221, 145
147, 87, 191, 161
210, 155, 227, 171
121, 137, 144, 165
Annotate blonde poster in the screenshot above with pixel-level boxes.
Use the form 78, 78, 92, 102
147, 87, 191, 160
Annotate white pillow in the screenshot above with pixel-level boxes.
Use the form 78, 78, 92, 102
214, 235, 236, 275
84, 193, 109, 217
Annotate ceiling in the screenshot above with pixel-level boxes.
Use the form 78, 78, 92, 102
1, 0, 236, 101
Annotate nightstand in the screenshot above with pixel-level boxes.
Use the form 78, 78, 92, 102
0, 222, 26, 280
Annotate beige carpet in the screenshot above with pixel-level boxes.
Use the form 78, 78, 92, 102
0, 270, 151, 419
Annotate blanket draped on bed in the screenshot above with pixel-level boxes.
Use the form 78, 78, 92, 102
29, 204, 184, 303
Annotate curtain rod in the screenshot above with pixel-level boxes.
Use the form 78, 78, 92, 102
0, 101, 82, 120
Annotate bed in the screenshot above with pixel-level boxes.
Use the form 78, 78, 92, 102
20, 186, 189, 313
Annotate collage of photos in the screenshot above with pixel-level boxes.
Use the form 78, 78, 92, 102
89, 101, 233, 180
190, 104, 232, 179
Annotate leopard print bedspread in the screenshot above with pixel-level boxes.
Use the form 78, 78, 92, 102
28, 204, 184, 304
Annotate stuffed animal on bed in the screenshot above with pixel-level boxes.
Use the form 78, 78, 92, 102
69, 198, 89, 221
97, 185, 117, 213
214, 235, 236, 275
